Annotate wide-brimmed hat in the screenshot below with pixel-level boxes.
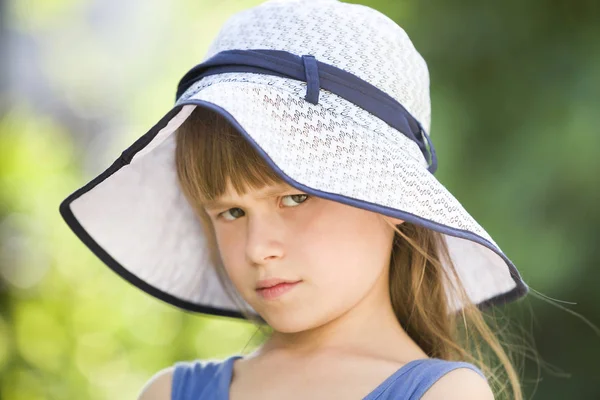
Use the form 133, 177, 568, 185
59, 0, 528, 320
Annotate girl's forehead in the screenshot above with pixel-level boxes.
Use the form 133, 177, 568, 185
225, 181, 292, 197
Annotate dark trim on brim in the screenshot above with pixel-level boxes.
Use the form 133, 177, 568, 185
59, 97, 528, 322
59, 105, 251, 320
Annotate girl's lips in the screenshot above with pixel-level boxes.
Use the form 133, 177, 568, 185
256, 281, 301, 300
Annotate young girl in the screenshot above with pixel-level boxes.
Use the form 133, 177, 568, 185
60, 0, 530, 398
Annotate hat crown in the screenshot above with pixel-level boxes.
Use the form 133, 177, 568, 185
204, 0, 432, 134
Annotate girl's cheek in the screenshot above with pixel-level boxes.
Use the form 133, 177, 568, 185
220, 237, 246, 268
215, 226, 238, 249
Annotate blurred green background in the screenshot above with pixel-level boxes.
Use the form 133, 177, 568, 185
0, 0, 598, 399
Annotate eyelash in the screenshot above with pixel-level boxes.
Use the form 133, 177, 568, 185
217, 194, 311, 221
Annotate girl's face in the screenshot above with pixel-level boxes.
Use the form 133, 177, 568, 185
204, 181, 404, 333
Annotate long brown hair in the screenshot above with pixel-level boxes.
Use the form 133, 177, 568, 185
175, 105, 527, 399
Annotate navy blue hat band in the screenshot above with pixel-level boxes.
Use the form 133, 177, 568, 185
176, 49, 438, 174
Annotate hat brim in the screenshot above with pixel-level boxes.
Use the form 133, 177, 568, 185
60, 73, 528, 320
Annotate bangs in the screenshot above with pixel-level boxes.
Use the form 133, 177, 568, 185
174, 106, 285, 210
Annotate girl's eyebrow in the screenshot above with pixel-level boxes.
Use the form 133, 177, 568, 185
203, 185, 292, 210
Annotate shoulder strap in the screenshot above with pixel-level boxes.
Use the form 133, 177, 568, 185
367, 359, 487, 400
406, 359, 487, 400
171, 359, 222, 400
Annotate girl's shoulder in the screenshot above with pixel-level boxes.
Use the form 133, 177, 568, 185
136, 366, 174, 400
137, 356, 234, 400
419, 366, 494, 400
395, 358, 493, 400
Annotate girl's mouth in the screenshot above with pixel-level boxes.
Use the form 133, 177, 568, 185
256, 281, 301, 300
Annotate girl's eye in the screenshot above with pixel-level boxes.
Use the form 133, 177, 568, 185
281, 194, 309, 207
219, 194, 310, 221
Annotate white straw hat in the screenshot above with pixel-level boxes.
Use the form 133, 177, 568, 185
59, 0, 528, 320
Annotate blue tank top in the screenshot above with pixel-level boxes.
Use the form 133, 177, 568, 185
171, 355, 487, 400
